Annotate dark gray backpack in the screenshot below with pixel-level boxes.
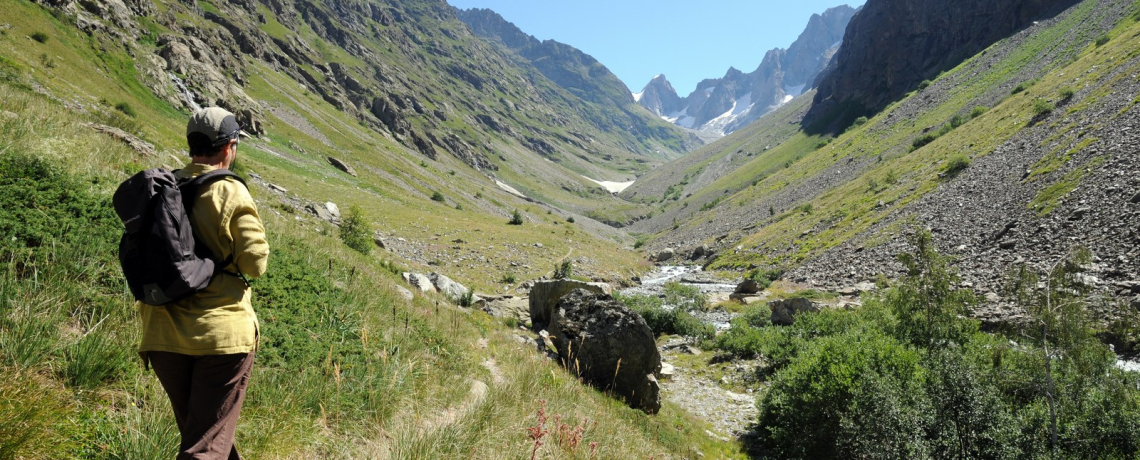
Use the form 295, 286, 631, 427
113, 169, 245, 305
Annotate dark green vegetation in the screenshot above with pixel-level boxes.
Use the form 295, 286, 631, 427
618, 282, 715, 341
339, 205, 373, 255
708, 232, 1140, 459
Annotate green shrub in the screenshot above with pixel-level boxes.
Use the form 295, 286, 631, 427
430, 191, 445, 202
566, 216, 575, 223
949, 114, 965, 129
553, 260, 573, 279
1032, 98, 1054, 116
619, 293, 714, 341
500, 272, 517, 284
970, 106, 989, 118
911, 133, 938, 151
887, 230, 978, 348
796, 203, 813, 215
114, 102, 137, 117
917, 80, 931, 91
852, 116, 868, 127
745, 268, 783, 291
1058, 86, 1075, 101
339, 205, 373, 255
739, 303, 771, 328
1011, 82, 1029, 95
31, 32, 49, 43
1095, 34, 1110, 46
942, 155, 970, 179
715, 320, 776, 358
508, 209, 523, 225
663, 281, 705, 311
758, 329, 927, 459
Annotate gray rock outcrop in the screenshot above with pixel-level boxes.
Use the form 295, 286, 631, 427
809, 0, 1080, 128
548, 289, 662, 414
429, 272, 469, 302
528, 279, 611, 328
402, 272, 436, 293
769, 297, 821, 326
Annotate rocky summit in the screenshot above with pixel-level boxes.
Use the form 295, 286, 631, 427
637, 5, 857, 136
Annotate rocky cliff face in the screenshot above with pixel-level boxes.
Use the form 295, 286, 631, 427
636, 74, 684, 117
637, 5, 856, 136
455, 9, 637, 109
808, 0, 1081, 130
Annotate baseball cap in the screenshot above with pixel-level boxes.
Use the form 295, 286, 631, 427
186, 107, 249, 151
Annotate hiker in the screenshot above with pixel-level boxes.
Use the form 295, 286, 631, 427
139, 107, 269, 459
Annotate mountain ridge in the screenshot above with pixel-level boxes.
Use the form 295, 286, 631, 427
636, 4, 857, 136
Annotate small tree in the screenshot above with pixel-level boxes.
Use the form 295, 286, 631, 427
339, 205, 373, 255
553, 260, 573, 279
889, 229, 977, 349
508, 209, 524, 225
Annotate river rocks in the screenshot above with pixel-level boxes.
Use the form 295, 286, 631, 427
528, 279, 612, 328
769, 297, 821, 326
547, 289, 662, 414
654, 248, 675, 263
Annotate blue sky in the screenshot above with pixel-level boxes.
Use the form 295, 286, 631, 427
445, 0, 866, 96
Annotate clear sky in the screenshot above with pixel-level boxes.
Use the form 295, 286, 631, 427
445, 0, 866, 96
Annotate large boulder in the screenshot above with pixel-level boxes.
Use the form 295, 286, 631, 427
768, 297, 821, 326
402, 272, 436, 293
528, 279, 611, 328
735, 278, 761, 295
548, 289, 662, 414
429, 272, 469, 302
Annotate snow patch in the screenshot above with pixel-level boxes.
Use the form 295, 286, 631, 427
633, 91, 644, 102
582, 175, 635, 194
495, 180, 526, 198
784, 84, 806, 97
699, 93, 755, 135
782, 95, 794, 104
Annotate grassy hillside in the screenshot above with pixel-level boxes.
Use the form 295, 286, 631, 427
0, 42, 744, 460
636, 0, 1139, 277
0, 1, 747, 458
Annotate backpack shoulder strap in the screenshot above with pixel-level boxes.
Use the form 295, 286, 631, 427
182, 169, 247, 191
178, 169, 251, 284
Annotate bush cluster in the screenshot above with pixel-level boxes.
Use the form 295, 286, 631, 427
617, 284, 714, 341
740, 231, 1140, 459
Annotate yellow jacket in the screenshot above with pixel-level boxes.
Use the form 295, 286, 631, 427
138, 163, 269, 356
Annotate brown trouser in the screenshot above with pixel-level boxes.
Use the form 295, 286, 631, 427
149, 351, 254, 460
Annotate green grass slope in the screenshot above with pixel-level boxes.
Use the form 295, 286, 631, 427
638, 0, 1137, 271
0, 1, 749, 458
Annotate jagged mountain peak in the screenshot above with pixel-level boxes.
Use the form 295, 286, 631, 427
638, 4, 857, 137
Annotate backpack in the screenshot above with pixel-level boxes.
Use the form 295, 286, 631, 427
112, 168, 246, 306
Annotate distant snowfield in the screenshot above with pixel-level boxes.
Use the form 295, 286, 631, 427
632, 91, 644, 102
583, 175, 635, 193
495, 180, 527, 198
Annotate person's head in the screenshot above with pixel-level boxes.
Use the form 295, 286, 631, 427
187, 107, 244, 169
